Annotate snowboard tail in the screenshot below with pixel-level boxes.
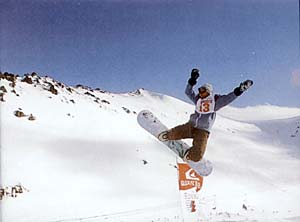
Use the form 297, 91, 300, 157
137, 110, 213, 176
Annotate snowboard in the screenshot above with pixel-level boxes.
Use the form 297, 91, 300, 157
137, 110, 213, 176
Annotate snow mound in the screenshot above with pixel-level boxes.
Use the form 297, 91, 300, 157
220, 104, 300, 121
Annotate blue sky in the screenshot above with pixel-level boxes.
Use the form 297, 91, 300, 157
1, 0, 299, 107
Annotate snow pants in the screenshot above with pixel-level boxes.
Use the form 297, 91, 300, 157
166, 122, 209, 162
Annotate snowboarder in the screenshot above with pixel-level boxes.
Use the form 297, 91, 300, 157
158, 68, 253, 162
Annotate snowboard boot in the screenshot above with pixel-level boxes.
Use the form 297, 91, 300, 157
158, 131, 169, 142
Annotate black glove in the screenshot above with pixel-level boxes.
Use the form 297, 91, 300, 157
234, 80, 253, 96
188, 68, 200, 86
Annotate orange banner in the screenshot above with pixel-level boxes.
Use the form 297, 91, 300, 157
178, 163, 203, 192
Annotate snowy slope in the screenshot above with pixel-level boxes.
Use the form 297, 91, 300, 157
1, 72, 300, 222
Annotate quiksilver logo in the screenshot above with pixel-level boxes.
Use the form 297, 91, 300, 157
178, 163, 203, 192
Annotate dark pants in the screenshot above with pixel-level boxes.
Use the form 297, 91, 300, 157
167, 122, 209, 162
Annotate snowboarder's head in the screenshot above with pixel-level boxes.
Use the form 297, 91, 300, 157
198, 83, 213, 99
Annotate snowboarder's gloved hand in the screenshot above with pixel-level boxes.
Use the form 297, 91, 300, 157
188, 68, 200, 86
234, 80, 253, 96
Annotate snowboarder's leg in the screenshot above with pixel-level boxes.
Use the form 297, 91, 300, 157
158, 122, 193, 142
185, 129, 209, 162
168, 122, 193, 140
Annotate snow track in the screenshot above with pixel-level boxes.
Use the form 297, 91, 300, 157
48, 203, 181, 222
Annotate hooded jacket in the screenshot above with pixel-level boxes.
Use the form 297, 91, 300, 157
185, 83, 237, 132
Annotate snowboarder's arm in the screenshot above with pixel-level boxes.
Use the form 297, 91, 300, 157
214, 92, 237, 111
185, 84, 198, 104
185, 69, 200, 104
215, 80, 253, 111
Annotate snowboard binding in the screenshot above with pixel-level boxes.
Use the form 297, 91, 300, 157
158, 131, 169, 142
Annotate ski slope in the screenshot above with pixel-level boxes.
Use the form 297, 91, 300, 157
1, 73, 300, 222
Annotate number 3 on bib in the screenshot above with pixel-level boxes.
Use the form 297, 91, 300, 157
196, 97, 215, 114
200, 101, 210, 112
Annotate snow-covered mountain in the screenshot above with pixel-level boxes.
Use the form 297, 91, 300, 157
1, 72, 300, 222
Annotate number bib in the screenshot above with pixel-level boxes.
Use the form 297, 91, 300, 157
195, 95, 215, 114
